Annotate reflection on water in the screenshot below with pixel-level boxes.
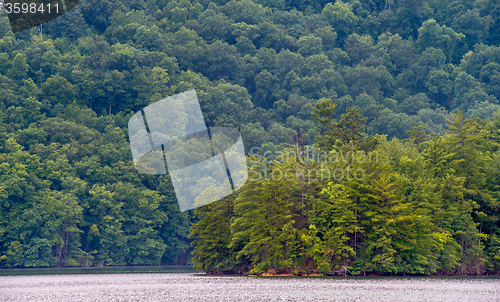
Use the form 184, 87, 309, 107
0, 266, 198, 276
0, 271, 498, 302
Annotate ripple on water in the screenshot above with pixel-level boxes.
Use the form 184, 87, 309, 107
0, 273, 499, 302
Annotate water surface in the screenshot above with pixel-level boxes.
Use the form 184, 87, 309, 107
0, 271, 498, 301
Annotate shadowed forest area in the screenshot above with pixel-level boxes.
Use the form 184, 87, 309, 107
0, 0, 500, 275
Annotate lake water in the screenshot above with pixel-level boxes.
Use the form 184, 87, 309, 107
0, 268, 499, 301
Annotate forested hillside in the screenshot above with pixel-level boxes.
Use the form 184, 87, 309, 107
0, 0, 499, 274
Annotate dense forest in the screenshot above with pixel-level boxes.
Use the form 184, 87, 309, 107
0, 0, 499, 275
192, 109, 500, 275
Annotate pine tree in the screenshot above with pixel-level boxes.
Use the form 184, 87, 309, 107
230, 156, 299, 274
445, 111, 488, 192
404, 125, 429, 152
444, 111, 489, 274
334, 107, 367, 149
310, 183, 358, 273
189, 195, 234, 273
312, 98, 337, 151
421, 134, 470, 273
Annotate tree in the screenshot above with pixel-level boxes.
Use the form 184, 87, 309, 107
397, 47, 447, 93
189, 196, 235, 273
310, 183, 359, 273
404, 125, 429, 152
451, 9, 492, 48
441, 111, 490, 274
230, 157, 298, 274
314, 26, 337, 51
205, 41, 244, 82
400, 93, 431, 115
170, 27, 208, 71
298, 35, 323, 57
7, 54, 29, 83
417, 19, 465, 62
321, 1, 357, 42
312, 98, 337, 150
444, 111, 488, 192
80, 0, 114, 31
254, 70, 278, 108
41, 76, 77, 107
220, 0, 267, 25
275, 49, 305, 80
45, 6, 87, 40
343, 34, 375, 66
198, 9, 232, 43
344, 65, 393, 97
333, 107, 372, 150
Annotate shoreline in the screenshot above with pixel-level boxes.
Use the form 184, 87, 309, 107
1, 265, 499, 277
205, 267, 500, 277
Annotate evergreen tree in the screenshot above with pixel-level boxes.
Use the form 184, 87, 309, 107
189, 196, 235, 273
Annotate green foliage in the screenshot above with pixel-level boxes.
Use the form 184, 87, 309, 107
321, 1, 356, 41
0, 103, 190, 268
191, 110, 500, 275
417, 19, 465, 62
310, 183, 358, 272
1, 0, 500, 275
7, 54, 29, 83
230, 158, 297, 271
189, 196, 234, 272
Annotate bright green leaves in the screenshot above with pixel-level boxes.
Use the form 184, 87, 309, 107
6, 54, 29, 84
232, 159, 297, 272
189, 196, 234, 272
417, 19, 465, 62
3, 190, 83, 268
191, 109, 500, 275
310, 183, 358, 272
444, 111, 488, 191
0, 102, 190, 268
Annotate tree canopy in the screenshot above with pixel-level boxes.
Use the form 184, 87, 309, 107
0, 0, 499, 274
